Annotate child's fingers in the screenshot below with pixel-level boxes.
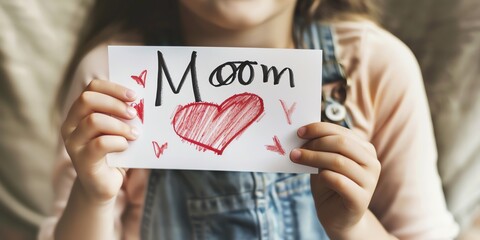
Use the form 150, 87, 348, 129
290, 149, 369, 188
302, 135, 377, 167
298, 122, 376, 155
62, 91, 137, 140
85, 79, 137, 102
298, 122, 361, 140
76, 135, 129, 167
66, 113, 138, 149
312, 170, 369, 213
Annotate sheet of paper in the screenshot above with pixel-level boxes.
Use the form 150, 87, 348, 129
107, 46, 322, 173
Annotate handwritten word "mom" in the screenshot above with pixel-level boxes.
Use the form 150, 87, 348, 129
155, 51, 295, 106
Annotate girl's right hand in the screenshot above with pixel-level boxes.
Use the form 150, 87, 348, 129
61, 79, 139, 204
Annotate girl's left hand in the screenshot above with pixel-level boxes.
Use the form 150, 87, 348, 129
290, 122, 381, 237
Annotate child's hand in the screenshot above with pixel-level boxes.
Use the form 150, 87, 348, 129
290, 122, 381, 237
61, 79, 138, 204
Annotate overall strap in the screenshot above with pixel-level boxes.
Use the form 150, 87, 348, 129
303, 23, 347, 85
302, 22, 353, 129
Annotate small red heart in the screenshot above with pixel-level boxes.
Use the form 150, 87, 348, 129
131, 70, 147, 88
131, 98, 144, 123
265, 135, 286, 156
152, 141, 168, 158
172, 93, 264, 155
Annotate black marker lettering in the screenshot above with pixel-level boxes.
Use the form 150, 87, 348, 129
238, 61, 257, 85
261, 65, 295, 88
209, 61, 259, 87
155, 51, 202, 106
209, 61, 238, 87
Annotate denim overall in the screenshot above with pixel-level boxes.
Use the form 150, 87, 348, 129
141, 23, 348, 240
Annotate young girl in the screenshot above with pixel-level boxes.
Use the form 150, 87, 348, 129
39, 0, 459, 239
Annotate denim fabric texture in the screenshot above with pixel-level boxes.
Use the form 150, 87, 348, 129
141, 171, 330, 240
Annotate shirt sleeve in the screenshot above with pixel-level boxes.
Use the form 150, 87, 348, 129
37, 43, 127, 240
358, 25, 460, 239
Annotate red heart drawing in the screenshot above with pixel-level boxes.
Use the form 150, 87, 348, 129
172, 93, 264, 155
131, 98, 144, 123
131, 70, 147, 88
265, 135, 286, 156
152, 141, 168, 158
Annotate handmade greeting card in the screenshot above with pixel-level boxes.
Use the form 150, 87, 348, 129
107, 46, 322, 173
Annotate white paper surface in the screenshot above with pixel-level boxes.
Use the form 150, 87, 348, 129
107, 46, 322, 173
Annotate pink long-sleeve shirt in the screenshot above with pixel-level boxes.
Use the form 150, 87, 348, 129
38, 21, 459, 240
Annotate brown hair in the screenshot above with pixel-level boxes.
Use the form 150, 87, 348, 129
56, 0, 379, 113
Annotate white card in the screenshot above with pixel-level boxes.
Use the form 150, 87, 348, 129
107, 46, 322, 173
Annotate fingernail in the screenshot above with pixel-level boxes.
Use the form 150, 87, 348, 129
131, 126, 139, 138
297, 127, 306, 137
127, 106, 137, 117
126, 89, 137, 99
290, 149, 301, 162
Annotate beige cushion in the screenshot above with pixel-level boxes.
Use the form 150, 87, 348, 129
0, 0, 93, 238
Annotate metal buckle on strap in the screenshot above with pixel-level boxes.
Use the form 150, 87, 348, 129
321, 63, 352, 128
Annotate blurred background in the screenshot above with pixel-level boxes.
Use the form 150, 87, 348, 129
0, 0, 479, 239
